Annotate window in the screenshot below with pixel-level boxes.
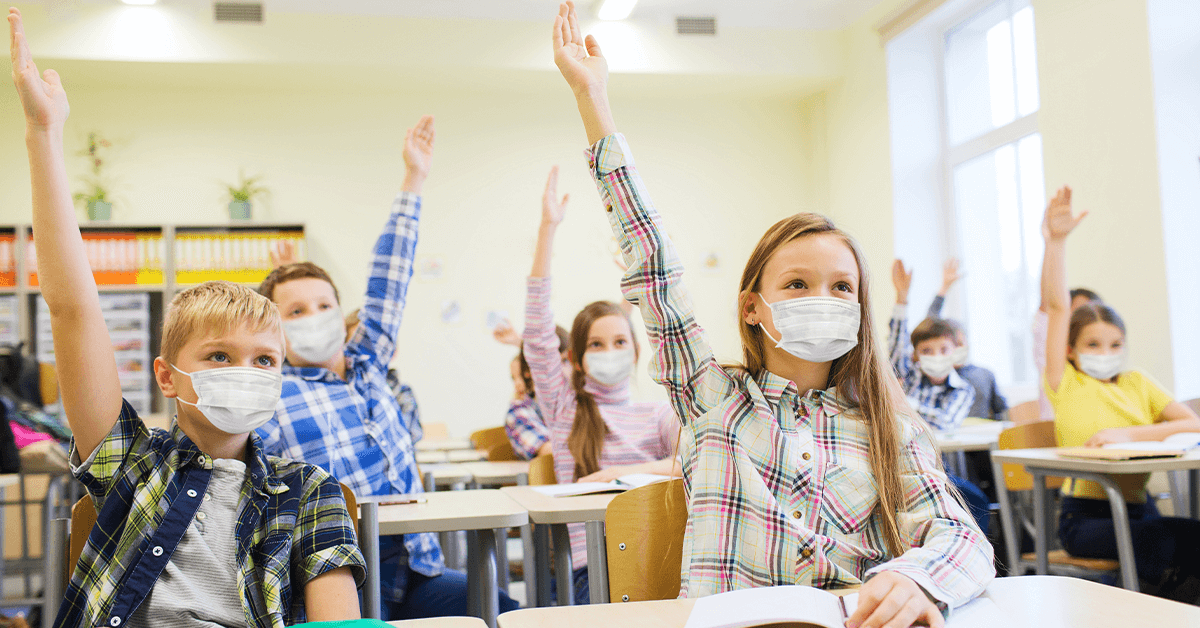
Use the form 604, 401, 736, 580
944, 0, 1045, 389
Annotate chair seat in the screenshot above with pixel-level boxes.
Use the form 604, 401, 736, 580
1022, 550, 1120, 571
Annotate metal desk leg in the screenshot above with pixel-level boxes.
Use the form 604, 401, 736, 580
551, 524, 574, 606
42, 475, 66, 614
495, 528, 510, 592
1030, 470, 1050, 576
1190, 469, 1199, 520
533, 524, 552, 607
585, 520, 609, 604
515, 472, 535, 606
359, 502, 381, 620
1098, 479, 1139, 591
466, 529, 500, 628
991, 457, 1022, 576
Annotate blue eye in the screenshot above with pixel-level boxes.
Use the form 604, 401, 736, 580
834, 282, 853, 293
256, 355, 276, 367
208, 353, 229, 363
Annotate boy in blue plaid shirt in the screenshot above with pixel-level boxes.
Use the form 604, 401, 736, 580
255, 117, 518, 619
8, 9, 364, 627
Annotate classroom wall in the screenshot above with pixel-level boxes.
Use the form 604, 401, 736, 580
0, 66, 814, 437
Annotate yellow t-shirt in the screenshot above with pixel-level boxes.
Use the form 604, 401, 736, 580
1044, 362, 1173, 502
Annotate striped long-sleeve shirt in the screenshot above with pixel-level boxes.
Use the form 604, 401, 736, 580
522, 276, 677, 569
887, 304, 976, 431
586, 133, 993, 608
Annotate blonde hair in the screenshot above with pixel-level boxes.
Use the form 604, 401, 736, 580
735, 213, 909, 557
161, 281, 285, 362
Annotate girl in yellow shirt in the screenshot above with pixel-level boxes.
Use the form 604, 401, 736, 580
1042, 186, 1200, 603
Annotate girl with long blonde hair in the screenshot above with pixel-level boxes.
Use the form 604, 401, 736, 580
549, 3, 994, 625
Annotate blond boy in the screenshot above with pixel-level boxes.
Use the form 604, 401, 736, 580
9, 9, 364, 627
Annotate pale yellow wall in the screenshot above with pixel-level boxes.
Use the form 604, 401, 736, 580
0, 67, 812, 437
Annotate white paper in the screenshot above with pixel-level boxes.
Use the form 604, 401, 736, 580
946, 596, 1007, 627
531, 483, 624, 498
682, 586, 843, 628
1103, 432, 1200, 452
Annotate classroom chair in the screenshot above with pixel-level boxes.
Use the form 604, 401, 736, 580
67, 483, 360, 590
469, 426, 521, 462
527, 453, 555, 486
991, 421, 1119, 579
1007, 400, 1041, 425
603, 479, 686, 603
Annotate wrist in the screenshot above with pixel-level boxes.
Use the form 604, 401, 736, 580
896, 296, 908, 305
26, 124, 64, 144
401, 171, 426, 194
539, 221, 560, 233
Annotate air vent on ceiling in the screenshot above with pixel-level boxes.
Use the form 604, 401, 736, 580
676, 16, 716, 36
215, 2, 264, 24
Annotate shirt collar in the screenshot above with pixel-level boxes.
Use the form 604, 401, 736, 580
169, 419, 287, 495
753, 370, 847, 417
925, 369, 970, 391
582, 378, 632, 404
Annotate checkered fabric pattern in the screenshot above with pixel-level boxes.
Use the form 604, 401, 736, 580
887, 304, 976, 431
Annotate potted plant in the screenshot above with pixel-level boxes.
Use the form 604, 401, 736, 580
225, 173, 268, 221
74, 132, 112, 221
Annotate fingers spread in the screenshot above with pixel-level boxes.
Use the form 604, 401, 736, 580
545, 165, 559, 194
585, 34, 603, 58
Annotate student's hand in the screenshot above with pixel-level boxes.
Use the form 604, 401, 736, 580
270, 240, 298, 268
938, 259, 962, 296
846, 571, 944, 628
578, 466, 629, 483
553, 2, 608, 99
891, 260, 913, 305
401, 115, 435, 194
1084, 427, 1135, 448
9, 8, 69, 130
542, 166, 570, 227
1044, 186, 1087, 242
492, 320, 521, 346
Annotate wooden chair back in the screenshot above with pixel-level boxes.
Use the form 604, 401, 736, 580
1007, 400, 1042, 426
604, 479, 687, 603
470, 426, 520, 462
528, 453, 556, 486
998, 421, 1065, 492
68, 483, 359, 588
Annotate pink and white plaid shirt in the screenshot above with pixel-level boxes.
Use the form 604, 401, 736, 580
586, 133, 994, 609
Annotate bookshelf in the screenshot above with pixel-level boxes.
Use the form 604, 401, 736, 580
0, 222, 306, 413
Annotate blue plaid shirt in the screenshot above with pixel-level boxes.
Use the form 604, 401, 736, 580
257, 192, 444, 597
888, 305, 976, 431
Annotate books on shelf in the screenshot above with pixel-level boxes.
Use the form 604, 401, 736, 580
0, 295, 17, 345
174, 231, 304, 285
531, 473, 673, 498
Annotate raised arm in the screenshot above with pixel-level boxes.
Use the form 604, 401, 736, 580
1042, 186, 1086, 393
926, 258, 961, 319
888, 260, 916, 379
551, 2, 735, 425
350, 115, 433, 365
9, 9, 121, 459
522, 167, 572, 421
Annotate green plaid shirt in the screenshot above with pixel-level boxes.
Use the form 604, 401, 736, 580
56, 400, 365, 628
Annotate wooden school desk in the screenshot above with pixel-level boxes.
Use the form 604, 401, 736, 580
389, 618, 488, 628
358, 490, 528, 628
415, 438, 475, 453
934, 421, 1005, 476
499, 486, 617, 607
495, 575, 1200, 628
416, 449, 490, 465
990, 448, 1200, 590
461, 461, 531, 488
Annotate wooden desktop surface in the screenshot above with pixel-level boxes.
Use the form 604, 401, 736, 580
992, 447, 1200, 473
359, 489, 527, 535
499, 485, 617, 524
389, 618, 488, 628
461, 461, 531, 484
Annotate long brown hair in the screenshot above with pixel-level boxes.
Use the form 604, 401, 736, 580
735, 213, 908, 557
1067, 303, 1126, 367
567, 301, 639, 480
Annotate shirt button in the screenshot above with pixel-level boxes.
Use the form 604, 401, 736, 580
792, 511, 802, 520
196, 512, 207, 521
197, 455, 207, 465
801, 548, 813, 559
110, 617, 122, 627
186, 489, 198, 498
152, 546, 163, 557
204, 493, 212, 502
802, 453, 811, 461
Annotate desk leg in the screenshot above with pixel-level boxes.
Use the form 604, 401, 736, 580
533, 524, 552, 607
1190, 469, 1199, 520
359, 502, 381, 620
1030, 470, 1050, 576
495, 528, 510, 592
516, 473, 537, 607
467, 529, 500, 628
991, 457, 1022, 576
551, 524, 574, 606
42, 475, 66, 614
1096, 480, 1139, 591
585, 520, 609, 604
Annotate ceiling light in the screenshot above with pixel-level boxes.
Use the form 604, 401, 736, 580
597, 0, 637, 21
121, 0, 159, 5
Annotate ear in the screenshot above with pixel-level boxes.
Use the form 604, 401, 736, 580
740, 291, 761, 326
153, 357, 178, 399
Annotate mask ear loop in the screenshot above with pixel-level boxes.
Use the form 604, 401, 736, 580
753, 293, 785, 349
169, 364, 203, 408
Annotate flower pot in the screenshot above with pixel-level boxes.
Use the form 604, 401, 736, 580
228, 201, 252, 221
87, 200, 111, 221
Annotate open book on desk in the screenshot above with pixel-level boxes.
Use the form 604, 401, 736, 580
531, 473, 672, 498
1058, 433, 1200, 460
1101, 432, 1200, 453
683, 586, 1003, 628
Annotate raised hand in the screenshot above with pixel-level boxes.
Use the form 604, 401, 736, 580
552, 1, 608, 97
492, 320, 521, 347
402, 115, 435, 193
1044, 185, 1087, 241
270, 240, 299, 268
9, 8, 69, 129
939, 258, 962, 295
542, 166, 570, 227
892, 259, 913, 304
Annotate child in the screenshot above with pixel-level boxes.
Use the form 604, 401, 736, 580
524, 165, 678, 604
924, 259, 1008, 421
7, 9, 364, 626
254, 117, 518, 619
1034, 253, 1103, 422
550, 4, 993, 625
1042, 186, 1200, 602
889, 261, 976, 432
494, 322, 569, 460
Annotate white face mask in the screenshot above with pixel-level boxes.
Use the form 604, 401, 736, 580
951, 345, 969, 367
282, 307, 345, 364
583, 348, 635, 386
172, 364, 282, 434
1077, 351, 1125, 381
918, 353, 956, 380
757, 294, 860, 363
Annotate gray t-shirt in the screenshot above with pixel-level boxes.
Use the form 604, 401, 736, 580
128, 457, 250, 628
